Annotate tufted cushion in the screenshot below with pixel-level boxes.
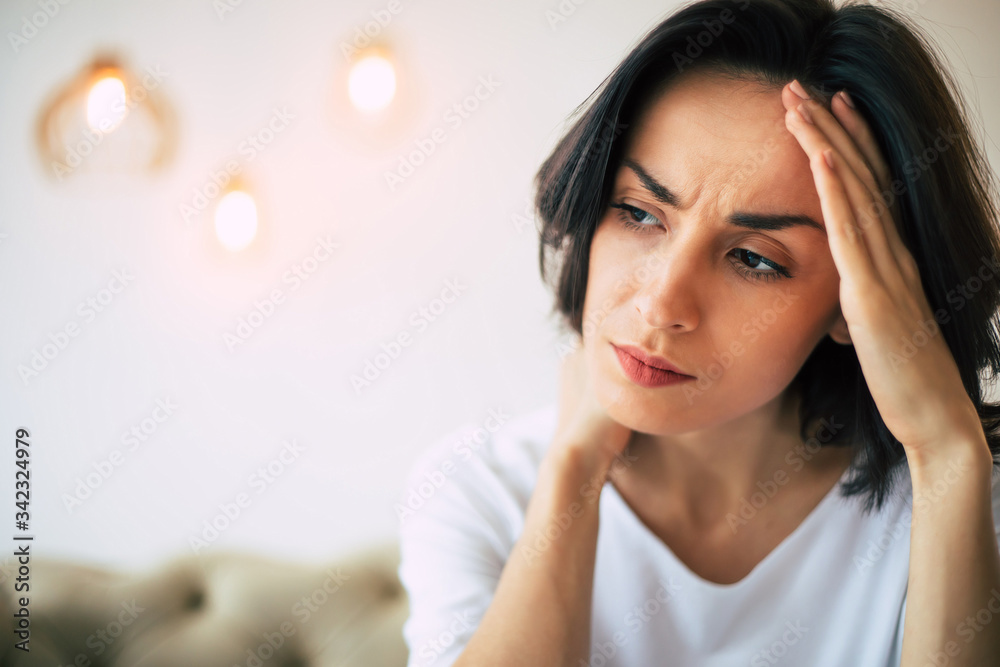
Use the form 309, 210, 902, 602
0, 541, 410, 667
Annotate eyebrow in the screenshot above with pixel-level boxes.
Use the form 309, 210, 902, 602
622, 158, 826, 235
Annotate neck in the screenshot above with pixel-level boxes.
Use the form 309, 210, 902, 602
609, 387, 853, 529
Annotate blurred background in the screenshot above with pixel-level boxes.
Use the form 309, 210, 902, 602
0, 0, 997, 663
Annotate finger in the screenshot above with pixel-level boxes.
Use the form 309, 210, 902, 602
824, 145, 912, 298
785, 83, 914, 283
782, 84, 885, 203
829, 91, 917, 282
786, 105, 909, 296
808, 144, 879, 292
829, 90, 893, 194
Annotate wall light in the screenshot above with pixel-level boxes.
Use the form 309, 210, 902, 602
214, 190, 258, 252
86, 74, 128, 132
347, 50, 397, 113
327, 37, 426, 154
35, 53, 177, 181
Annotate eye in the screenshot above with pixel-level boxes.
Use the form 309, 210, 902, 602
609, 201, 794, 283
730, 248, 792, 282
609, 202, 661, 231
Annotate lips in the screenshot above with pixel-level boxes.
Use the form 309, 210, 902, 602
612, 344, 695, 388
612, 343, 692, 377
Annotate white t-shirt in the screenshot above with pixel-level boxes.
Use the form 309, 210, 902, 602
397, 402, 1000, 667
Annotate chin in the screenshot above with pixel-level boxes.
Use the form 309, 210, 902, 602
596, 383, 668, 434
599, 377, 730, 437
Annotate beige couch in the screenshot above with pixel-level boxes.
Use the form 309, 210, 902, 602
0, 541, 410, 666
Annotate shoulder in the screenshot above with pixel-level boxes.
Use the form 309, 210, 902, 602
402, 403, 557, 486
396, 405, 556, 667
398, 403, 559, 529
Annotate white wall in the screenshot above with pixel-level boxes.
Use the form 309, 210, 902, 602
0, 0, 997, 572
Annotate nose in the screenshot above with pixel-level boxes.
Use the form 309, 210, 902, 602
632, 242, 701, 332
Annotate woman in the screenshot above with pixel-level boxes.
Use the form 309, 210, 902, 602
398, 0, 1000, 665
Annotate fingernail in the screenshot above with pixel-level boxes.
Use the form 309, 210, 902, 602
797, 103, 814, 125
824, 149, 835, 169
838, 90, 856, 109
790, 79, 811, 100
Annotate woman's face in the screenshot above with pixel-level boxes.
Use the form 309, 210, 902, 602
584, 70, 851, 436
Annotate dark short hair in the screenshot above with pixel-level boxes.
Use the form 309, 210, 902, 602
534, 0, 1000, 514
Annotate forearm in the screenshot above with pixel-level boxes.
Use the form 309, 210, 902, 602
454, 443, 613, 667
900, 438, 1000, 666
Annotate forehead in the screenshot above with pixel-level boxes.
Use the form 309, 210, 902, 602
620, 71, 818, 213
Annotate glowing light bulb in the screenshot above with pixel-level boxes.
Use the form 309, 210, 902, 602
86, 76, 128, 132
214, 191, 258, 252
348, 54, 396, 112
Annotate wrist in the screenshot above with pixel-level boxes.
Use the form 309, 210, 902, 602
908, 436, 994, 489
543, 440, 616, 492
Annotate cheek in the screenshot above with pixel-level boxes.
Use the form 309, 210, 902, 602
782, 255, 844, 337
581, 224, 629, 331
723, 281, 838, 381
